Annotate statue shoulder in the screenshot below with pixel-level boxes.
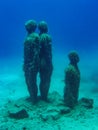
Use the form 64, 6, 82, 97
31, 32, 39, 38
24, 36, 33, 44
24, 33, 39, 44
47, 34, 52, 42
32, 33, 39, 43
65, 65, 76, 75
40, 33, 52, 43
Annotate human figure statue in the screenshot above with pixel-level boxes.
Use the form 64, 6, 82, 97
38, 21, 53, 101
23, 20, 40, 103
64, 51, 80, 108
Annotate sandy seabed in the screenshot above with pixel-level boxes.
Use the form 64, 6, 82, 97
0, 57, 98, 130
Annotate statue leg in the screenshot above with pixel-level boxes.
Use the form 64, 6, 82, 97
39, 65, 53, 101
25, 70, 38, 103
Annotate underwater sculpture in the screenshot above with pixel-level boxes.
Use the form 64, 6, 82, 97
23, 20, 40, 103
23, 20, 53, 103
38, 21, 53, 101
64, 51, 80, 108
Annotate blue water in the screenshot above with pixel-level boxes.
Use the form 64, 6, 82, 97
0, 0, 98, 57
0, 0, 98, 96
0, 2, 98, 129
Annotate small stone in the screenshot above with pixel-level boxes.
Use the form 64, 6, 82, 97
40, 113, 49, 121
8, 109, 29, 119
51, 112, 60, 120
59, 106, 71, 114
79, 97, 94, 108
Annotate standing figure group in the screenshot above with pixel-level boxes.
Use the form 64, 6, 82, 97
23, 19, 80, 109
23, 20, 53, 103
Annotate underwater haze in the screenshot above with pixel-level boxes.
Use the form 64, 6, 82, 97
0, 0, 98, 129
0, 0, 98, 77
0, 0, 98, 93
0, 0, 98, 57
